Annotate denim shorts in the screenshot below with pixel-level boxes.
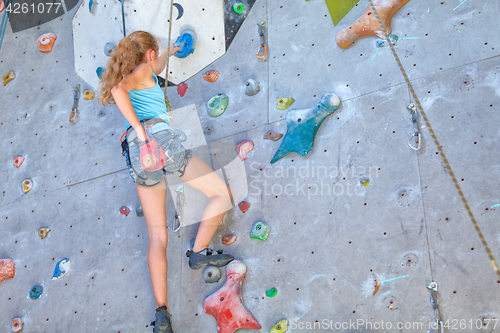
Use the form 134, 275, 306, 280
125, 119, 192, 187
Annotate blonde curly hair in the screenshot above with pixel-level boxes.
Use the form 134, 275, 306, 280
99, 31, 159, 106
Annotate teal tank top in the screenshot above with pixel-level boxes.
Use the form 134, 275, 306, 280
125, 73, 171, 129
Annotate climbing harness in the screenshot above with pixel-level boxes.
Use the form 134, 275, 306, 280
256, 21, 267, 59
407, 103, 421, 150
369, 0, 500, 281
164, 0, 175, 120
426, 281, 443, 333
172, 185, 184, 232
69, 83, 80, 122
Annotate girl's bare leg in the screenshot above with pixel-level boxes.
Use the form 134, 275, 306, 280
179, 155, 232, 252
136, 178, 170, 311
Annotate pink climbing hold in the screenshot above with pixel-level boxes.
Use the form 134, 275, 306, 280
177, 82, 188, 97
203, 260, 261, 333
235, 140, 254, 161
238, 201, 250, 213
120, 206, 130, 216
0, 259, 15, 282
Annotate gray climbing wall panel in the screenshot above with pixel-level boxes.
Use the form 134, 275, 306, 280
1, 0, 500, 332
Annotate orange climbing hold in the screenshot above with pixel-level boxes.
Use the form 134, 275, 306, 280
222, 235, 237, 245
335, 0, 410, 49
12, 317, 23, 332
0, 259, 15, 282
36, 33, 57, 53
14, 156, 24, 168
203, 70, 220, 83
0, 0, 5, 12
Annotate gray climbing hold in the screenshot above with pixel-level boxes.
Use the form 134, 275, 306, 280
203, 265, 221, 283
244, 79, 259, 96
104, 42, 116, 56
136, 205, 144, 217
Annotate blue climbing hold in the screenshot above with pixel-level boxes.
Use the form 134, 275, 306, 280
89, 0, 96, 13
29, 285, 43, 300
96, 67, 105, 79
174, 29, 197, 58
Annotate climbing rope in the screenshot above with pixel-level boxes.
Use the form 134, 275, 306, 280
164, 0, 175, 119
368, 0, 500, 281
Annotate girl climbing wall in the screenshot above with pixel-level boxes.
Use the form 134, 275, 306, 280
98, 30, 234, 333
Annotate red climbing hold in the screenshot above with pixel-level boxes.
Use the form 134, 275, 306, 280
203, 260, 261, 333
14, 156, 24, 168
238, 201, 250, 213
120, 206, 130, 216
222, 235, 237, 245
177, 82, 188, 97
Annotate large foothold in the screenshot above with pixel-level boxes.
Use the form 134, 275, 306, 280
29, 285, 43, 300
203, 260, 262, 333
277, 98, 294, 111
0, 259, 15, 282
270, 319, 288, 333
207, 94, 229, 117
203, 70, 219, 82
270, 93, 340, 164
265, 287, 277, 297
38, 228, 51, 239
120, 206, 130, 216
104, 42, 116, 56
2, 70, 15, 86
244, 79, 259, 96
174, 29, 197, 58
51, 258, 71, 280
13, 156, 24, 168
21, 179, 33, 193
177, 82, 188, 97
233, 2, 244, 14
83, 90, 95, 100
36, 33, 57, 53
250, 221, 270, 241
238, 201, 250, 213
263, 131, 283, 141
235, 140, 254, 161
203, 265, 222, 283
222, 235, 237, 245
12, 317, 23, 332
335, 0, 410, 49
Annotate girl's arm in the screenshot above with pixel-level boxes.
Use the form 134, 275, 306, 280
154, 43, 181, 75
111, 63, 153, 142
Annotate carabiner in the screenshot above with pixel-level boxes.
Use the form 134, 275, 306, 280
69, 83, 80, 122
172, 185, 184, 233
408, 132, 421, 150
256, 21, 267, 59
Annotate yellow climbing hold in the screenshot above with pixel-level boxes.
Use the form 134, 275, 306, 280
270, 319, 289, 333
83, 90, 95, 100
277, 97, 295, 111
2, 70, 15, 86
360, 178, 370, 187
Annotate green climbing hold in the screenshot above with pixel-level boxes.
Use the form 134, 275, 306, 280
207, 94, 229, 117
233, 2, 244, 14
265, 287, 278, 297
250, 221, 270, 241
277, 97, 295, 111
360, 178, 370, 187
